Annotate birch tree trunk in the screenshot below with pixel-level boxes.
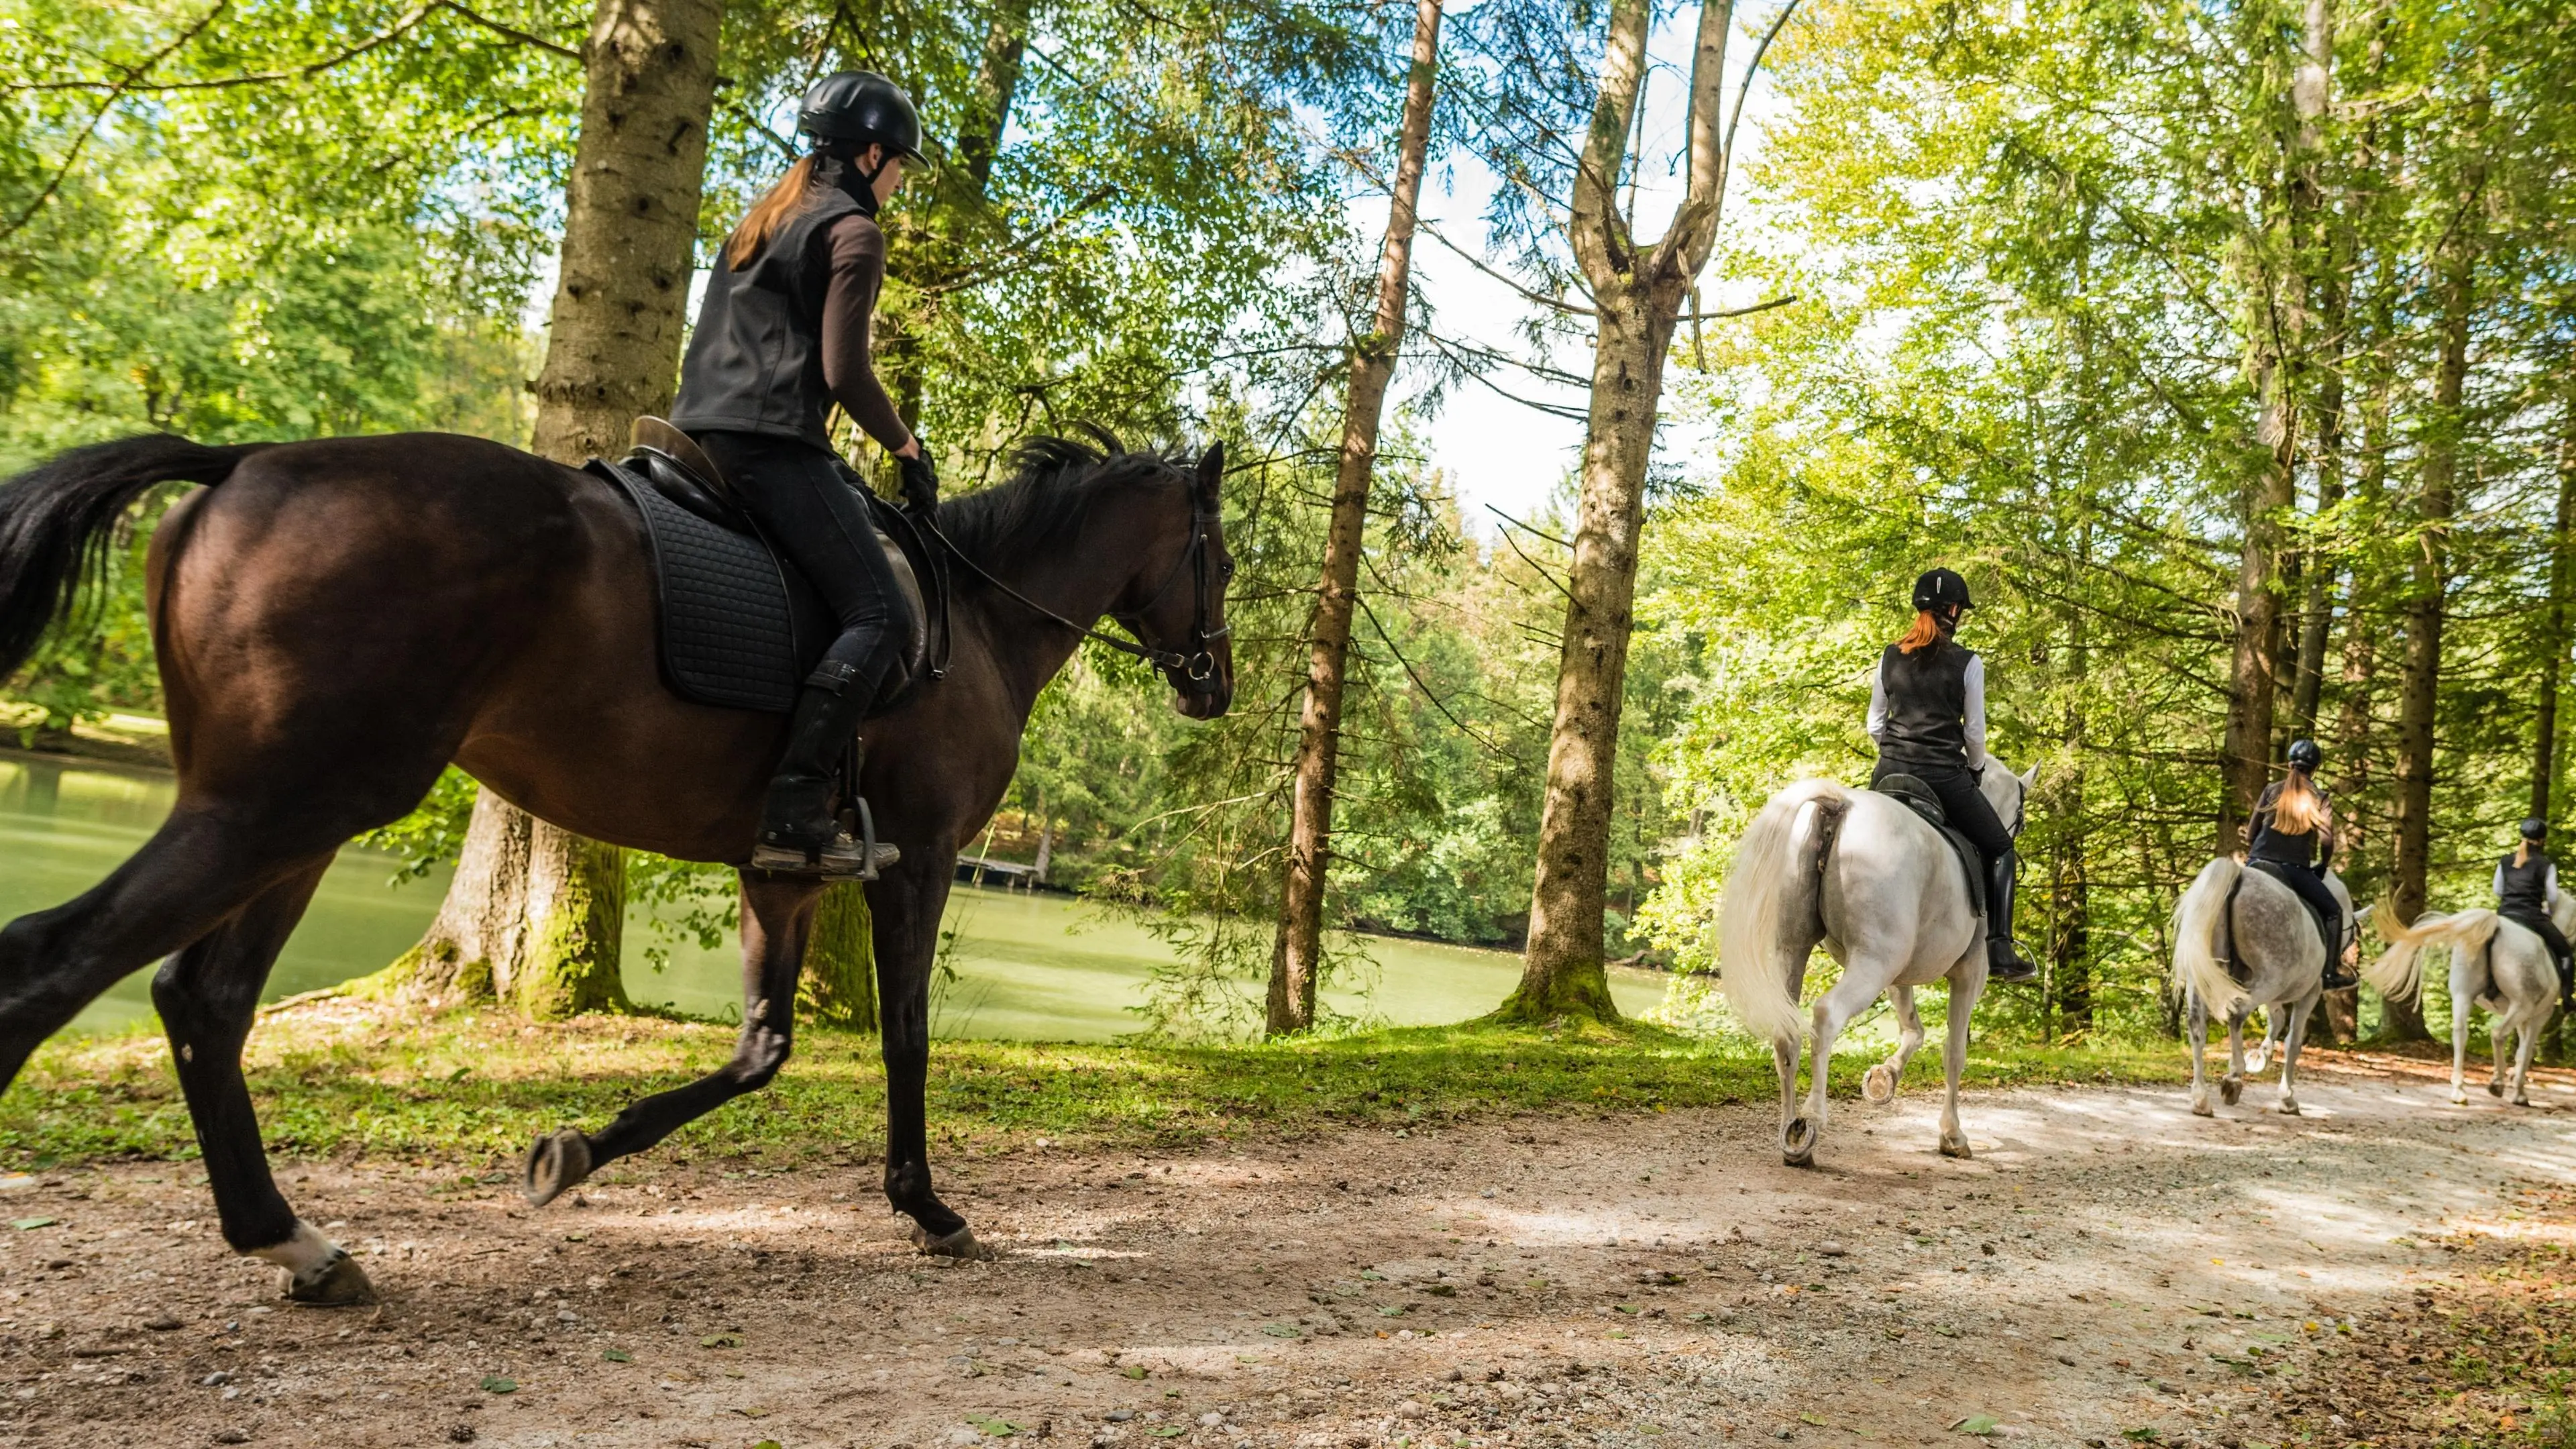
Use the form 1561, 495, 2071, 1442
382, 0, 718, 1018
1267, 0, 1444, 1037
1503, 0, 1744, 1022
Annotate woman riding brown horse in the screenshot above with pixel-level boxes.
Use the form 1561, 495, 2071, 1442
0, 427, 1232, 1301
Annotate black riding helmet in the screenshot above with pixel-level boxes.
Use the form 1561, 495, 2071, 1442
2287, 738, 2322, 773
2523, 816, 2549, 843
1913, 568, 1972, 613
798, 72, 925, 196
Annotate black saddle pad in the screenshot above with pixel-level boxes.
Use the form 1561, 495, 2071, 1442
588, 456, 924, 714
1869, 771, 1986, 918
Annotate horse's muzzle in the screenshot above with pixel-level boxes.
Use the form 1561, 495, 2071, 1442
1171, 675, 1232, 719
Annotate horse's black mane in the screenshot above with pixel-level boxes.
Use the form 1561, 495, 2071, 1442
932, 431, 1187, 571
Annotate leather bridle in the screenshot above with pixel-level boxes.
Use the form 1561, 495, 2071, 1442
920, 500, 1230, 689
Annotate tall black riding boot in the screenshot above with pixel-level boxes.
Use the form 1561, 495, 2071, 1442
2320, 911, 2357, 991
1984, 847, 2039, 983
750, 660, 900, 879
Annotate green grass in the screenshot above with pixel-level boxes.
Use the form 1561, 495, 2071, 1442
0, 996, 2192, 1170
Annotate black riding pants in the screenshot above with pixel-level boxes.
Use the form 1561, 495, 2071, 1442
695, 429, 908, 700
1872, 758, 2013, 868
2253, 856, 2343, 962
2503, 908, 2573, 988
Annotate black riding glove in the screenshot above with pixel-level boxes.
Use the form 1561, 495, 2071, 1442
900, 449, 938, 514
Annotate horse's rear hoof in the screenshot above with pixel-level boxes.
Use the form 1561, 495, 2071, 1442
1939, 1132, 1972, 1160
523, 1128, 594, 1208
911, 1223, 998, 1260
2452, 1091, 2470, 1106
1782, 1118, 1817, 1168
2219, 1079, 2243, 1107
2192, 1099, 2214, 1118
1862, 1065, 1898, 1105
282, 1253, 376, 1307
2488, 1082, 2505, 1098
2275, 1099, 2301, 1117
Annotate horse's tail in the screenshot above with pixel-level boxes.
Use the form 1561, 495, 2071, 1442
2172, 857, 2249, 1018
0, 433, 274, 675
2366, 904, 2498, 1005
1717, 778, 1849, 1046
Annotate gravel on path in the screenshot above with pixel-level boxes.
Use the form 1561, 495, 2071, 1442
0, 1061, 2566, 1449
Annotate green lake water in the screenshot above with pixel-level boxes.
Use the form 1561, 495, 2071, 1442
0, 755, 1667, 1040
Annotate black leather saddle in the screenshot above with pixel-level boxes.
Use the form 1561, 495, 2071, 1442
588, 419, 933, 716
1869, 771, 1986, 918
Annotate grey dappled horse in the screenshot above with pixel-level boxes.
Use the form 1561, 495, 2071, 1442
2365, 895, 2575, 1107
1717, 763, 2036, 1167
2170, 858, 2353, 1118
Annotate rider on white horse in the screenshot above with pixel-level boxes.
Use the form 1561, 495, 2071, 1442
2245, 739, 2354, 989
1866, 568, 2038, 983
2497, 817, 2575, 1014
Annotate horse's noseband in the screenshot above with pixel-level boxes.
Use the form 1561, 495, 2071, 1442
1112, 504, 1228, 689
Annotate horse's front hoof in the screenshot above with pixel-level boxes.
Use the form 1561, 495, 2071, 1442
2192, 1098, 2214, 1118
1939, 1131, 1972, 1160
2219, 1078, 2243, 1107
911, 1223, 998, 1260
282, 1253, 376, 1307
1862, 1065, 1898, 1105
2276, 1099, 2301, 1117
2453, 1091, 2471, 1106
2516, 1093, 2534, 1108
2488, 1081, 2506, 1098
523, 1128, 594, 1208
1782, 1118, 1817, 1168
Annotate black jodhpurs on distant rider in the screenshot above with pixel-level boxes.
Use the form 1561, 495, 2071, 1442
2256, 859, 2344, 963
698, 429, 908, 698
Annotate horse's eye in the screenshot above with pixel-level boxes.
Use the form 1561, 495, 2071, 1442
1220, 559, 1236, 580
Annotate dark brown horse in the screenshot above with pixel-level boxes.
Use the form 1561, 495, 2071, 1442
0, 429, 1233, 1303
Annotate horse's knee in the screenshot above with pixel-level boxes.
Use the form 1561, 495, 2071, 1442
726, 1028, 792, 1092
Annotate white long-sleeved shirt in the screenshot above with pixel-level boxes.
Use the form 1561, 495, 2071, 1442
1867, 652, 1988, 770
2495, 859, 2563, 912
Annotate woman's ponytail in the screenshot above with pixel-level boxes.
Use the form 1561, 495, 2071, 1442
724, 154, 820, 268
1896, 610, 1944, 655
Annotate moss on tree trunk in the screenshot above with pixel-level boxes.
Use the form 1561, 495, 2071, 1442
798, 881, 878, 1032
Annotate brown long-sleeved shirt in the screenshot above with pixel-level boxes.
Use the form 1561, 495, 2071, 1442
819, 214, 912, 455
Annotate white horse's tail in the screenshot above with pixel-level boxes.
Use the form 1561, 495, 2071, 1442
2366, 904, 2499, 1005
2172, 857, 2250, 1018
1717, 779, 1849, 1046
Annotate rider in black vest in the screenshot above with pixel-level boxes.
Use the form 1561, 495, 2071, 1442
2246, 738, 2353, 989
670, 71, 937, 877
1867, 568, 2038, 983
2497, 818, 2573, 1012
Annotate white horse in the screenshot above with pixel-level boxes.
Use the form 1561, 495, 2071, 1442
2365, 895, 2573, 1107
1716, 761, 2035, 1167
2170, 858, 2351, 1118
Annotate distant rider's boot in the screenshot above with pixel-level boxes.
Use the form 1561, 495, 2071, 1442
750, 660, 900, 879
2320, 903, 2357, 990
1984, 847, 2039, 984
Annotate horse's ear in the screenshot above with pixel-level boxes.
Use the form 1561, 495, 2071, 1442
1195, 442, 1225, 507
2019, 763, 2039, 791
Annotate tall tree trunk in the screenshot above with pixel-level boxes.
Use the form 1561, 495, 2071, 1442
800, 883, 879, 1031
2288, 0, 2343, 740
2533, 394, 2576, 823
2050, 589, 2090, 1034
1267, 0, 1444, 1037
384, 0, 718, 1018
1505, 0, 1748, 1022
2385, 146, 2481, 1042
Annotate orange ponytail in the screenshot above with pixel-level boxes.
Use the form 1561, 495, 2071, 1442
1896, 610, 1944, 654
724, 155, 820, 268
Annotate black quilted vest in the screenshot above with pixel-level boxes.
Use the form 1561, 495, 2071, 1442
2501, 849, 2555, 915
670, 186, 869, 449
1877, 640, 1973, 771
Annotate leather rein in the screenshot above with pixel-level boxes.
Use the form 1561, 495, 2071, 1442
918, 502, 1230, 684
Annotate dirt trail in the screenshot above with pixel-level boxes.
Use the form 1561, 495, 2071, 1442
0, 1053, 2570, 1449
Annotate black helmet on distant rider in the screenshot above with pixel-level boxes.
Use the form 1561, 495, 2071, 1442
2522, 816, 2549, 843
2286, 738, 2322, 773
1912, 568, 1972, 614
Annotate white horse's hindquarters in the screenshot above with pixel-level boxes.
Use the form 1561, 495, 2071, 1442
1816, 795, 1982, 985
